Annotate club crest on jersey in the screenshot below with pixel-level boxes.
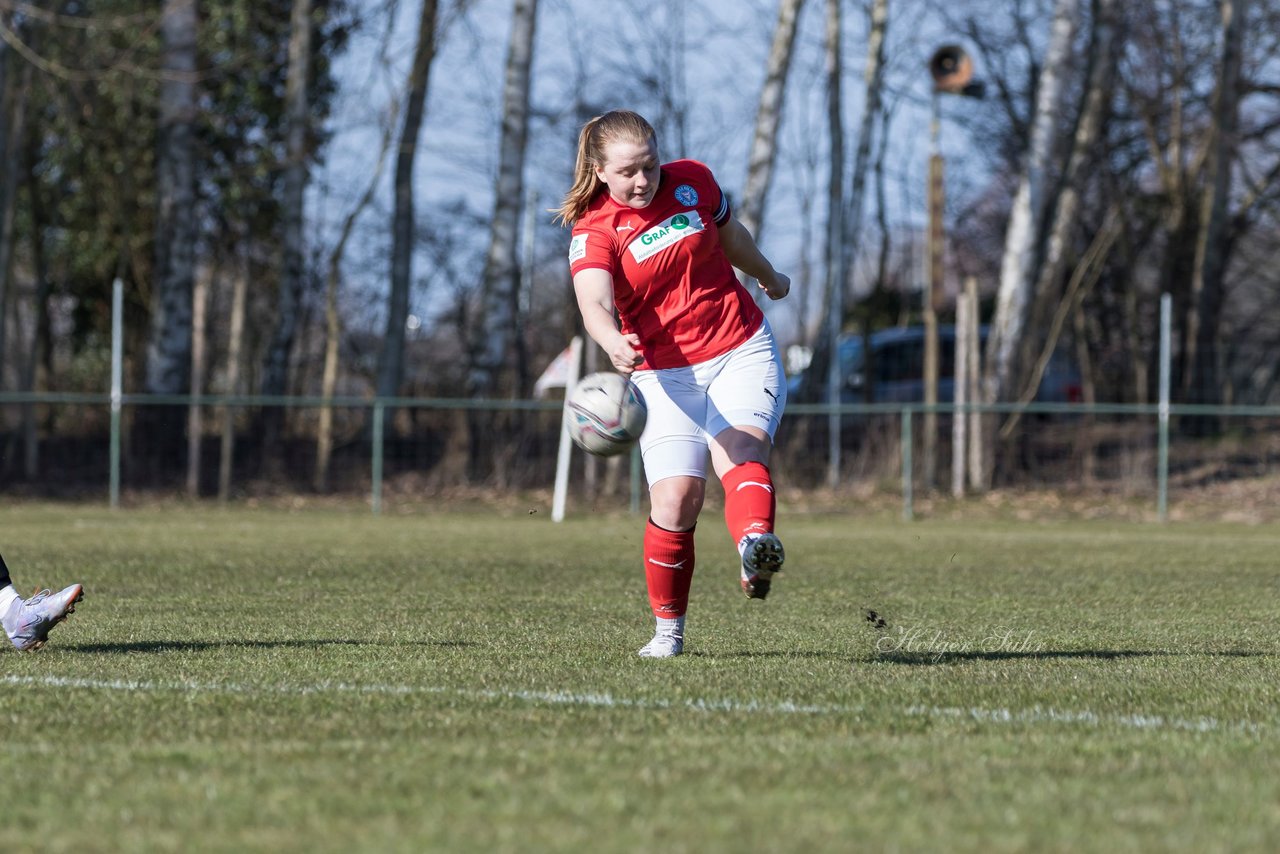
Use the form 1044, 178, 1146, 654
674, 184, 699, 207
627, 211, 706, 263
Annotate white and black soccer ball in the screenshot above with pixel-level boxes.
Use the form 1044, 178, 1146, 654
565, 372, 648, 457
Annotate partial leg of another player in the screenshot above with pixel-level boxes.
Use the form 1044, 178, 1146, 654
0, 552, 85, 652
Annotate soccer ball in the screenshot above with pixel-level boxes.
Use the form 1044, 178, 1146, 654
566, 372, 647, 457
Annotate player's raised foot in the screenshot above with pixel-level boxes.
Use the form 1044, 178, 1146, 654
638, 632, 683, 658
740, 532, 785, 600
3, 584, 84, 651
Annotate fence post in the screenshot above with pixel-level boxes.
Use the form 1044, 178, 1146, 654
551, 337, 584, 522
902, 408, 914, 521
371, 401, 384, 516
630, 444, 642, 515
110, 278, 123, 509
1158, 293, 1171, 522
953, 287, 972, 497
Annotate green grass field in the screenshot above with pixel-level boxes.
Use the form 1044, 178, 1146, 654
2, 502, 1278, 852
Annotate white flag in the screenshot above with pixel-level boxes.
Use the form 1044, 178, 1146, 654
533, 344, 578, 398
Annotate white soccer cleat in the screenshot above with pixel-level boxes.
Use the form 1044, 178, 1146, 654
3, 584, 84, 651
740, 532, 785, 600
638, 632, 684, 658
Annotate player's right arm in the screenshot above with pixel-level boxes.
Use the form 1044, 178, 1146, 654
572, 267, 643, 375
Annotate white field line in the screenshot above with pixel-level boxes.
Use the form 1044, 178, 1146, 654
2, 674, 1267, 736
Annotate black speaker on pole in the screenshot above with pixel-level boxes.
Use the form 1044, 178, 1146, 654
929, 45, 974, 94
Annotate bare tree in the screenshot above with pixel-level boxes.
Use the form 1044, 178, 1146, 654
376, 0, 440, 401
819, 0, 845, 487
799, 0, 889, 416
985, 0, 1080, 408
1123, 1, 1199, 395
738, 0, 806, 256
842, 0, 890, 284
1112, 0, 1277, 413
844, 0, 889, 480
469, 0, 539, 398
317, 107, 398, 491
142, 0, 198, 451
218, 239, 249, 503
0, 9, 33, 388
1185, 0, 1249, 412
19, 160, 53, 479
1015, 0, 1119, 409
261, 0, 315, 440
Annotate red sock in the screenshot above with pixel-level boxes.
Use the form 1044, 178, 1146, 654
721, 461, 776, 546
643, 520, 695, 618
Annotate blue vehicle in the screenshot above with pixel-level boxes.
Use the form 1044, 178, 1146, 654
789, 325, 1082, 406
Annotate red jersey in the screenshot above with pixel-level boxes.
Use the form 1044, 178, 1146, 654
568, 159, 764, 370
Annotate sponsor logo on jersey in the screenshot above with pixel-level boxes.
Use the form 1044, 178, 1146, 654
568, 233, 588, 263
627, 211, 705, 263
674, 183, 699, 207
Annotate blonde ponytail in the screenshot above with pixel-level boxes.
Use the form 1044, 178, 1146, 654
554, 111, 657, 227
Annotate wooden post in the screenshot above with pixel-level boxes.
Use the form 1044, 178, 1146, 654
923, 145, 944, 491
965, 276, 984, 491
186, 270, 208, 497
218, 253, 248, 503
952, 288, 969, 498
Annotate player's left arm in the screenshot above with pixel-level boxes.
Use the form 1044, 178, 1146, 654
717, 215, 791, 301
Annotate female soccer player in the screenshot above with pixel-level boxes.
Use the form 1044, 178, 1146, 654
0, 552, 84, 651
556, 110, 792, 658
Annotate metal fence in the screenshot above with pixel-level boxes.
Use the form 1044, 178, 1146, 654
3, 392, 1279, 522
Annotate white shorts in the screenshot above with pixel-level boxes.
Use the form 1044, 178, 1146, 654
630, 320, 787, 484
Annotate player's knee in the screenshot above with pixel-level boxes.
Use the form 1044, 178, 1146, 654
712, 426, 772, 470
649, 479, 705, 530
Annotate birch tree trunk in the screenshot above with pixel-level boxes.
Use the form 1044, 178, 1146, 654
315, 257, 343, 493
738, 0, 805, 255
21, 186, 51, 479
318, 109, 397, 492
261, 0, 314, 441
186, 270, 208, 496
143, 0, 198, 462
218, 245, 249, 503
984, 0, 1080, 408
821, 0, 845, 488
376, 0, 439, 401
841, 0, 888, 283
1185, 0, 1248, 416
469, 0, 538, 398
1020, 0, 1118, 397
851, 0, 891, 477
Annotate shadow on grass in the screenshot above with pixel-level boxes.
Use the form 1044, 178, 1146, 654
874, 649, 1270, 665
66, 639, 473, 654
686, 650, 849, 660
691, 649, 1271, 663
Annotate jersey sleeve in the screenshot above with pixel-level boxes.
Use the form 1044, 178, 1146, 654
568, 222, 615, 277
685, 159, 731, 226
711, 186, 731, 226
